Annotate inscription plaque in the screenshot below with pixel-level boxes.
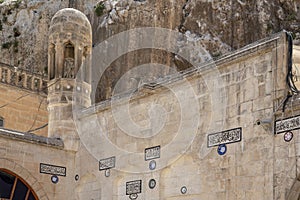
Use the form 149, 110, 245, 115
126, 180, 142, 195
275, 115, 300, 134
145, 145, 160, 161
99, 156, 116, 171
207, 127, 242, 147
40, 163, 66, 177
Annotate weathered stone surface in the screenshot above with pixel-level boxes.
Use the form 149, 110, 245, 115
1, 2, 300, 200
67, 32, 299, 199
1, 0, 300, 102
47, 8, 92, 151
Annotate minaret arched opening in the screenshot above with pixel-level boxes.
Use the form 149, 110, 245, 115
63, 42, 75, 78
49, 43, 56, 80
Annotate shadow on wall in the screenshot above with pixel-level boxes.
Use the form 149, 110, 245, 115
287, 177, 300, 200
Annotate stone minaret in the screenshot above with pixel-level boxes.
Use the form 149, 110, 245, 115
47, 8, 92, 151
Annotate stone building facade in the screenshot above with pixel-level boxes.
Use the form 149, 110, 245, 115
0, 8, 299, 200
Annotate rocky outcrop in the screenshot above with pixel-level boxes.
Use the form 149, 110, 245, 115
0, 0, 299, 100
181, 0, 300, 50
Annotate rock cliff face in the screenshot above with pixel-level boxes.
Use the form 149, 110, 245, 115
0, 0, 299, 100
181, 0, 300, 50
0, 0, 96, 73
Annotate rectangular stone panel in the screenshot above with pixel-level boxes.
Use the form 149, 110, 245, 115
145, 145, 160, 161
99, 156, 116, 171
207, 127, 242, 147
40, 163, 66, 176
126, 180, 142, 195
275, 115, 300, 134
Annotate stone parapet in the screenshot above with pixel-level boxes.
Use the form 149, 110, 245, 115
0, 62, 47, 94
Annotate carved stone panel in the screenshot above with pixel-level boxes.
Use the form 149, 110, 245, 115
207, 127, 242, 147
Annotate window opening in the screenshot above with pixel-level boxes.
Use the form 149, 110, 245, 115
0, 118, 4, 127
0, 169, 38, 200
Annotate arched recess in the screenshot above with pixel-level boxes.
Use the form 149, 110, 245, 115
48, 43, 56, 80
0, 158, 48, 200
63, 42, 75, 78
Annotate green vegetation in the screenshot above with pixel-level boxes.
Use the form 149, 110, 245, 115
291, 32, 296, 39
2, 41, 12, 49
212, 51, 222, 59
3, 16, 7, 23
13, 40, 18, 48
94, 2, 105, 16
14, 0, 22, 9
1, 40, 18, 52
286, 13, 296, 21
266, 23, 273, 33
13, 40, 18, 52
0, 0, 4, 4
6, 9, 12, 15
13, 27, 21, 37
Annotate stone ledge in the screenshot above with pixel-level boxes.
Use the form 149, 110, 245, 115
0, 128, 64, 149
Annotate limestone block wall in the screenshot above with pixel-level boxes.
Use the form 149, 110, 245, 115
273, 128, 300, 200
73, 32, 299, 199
0, 132, 76, 200
0, 32, 297, 200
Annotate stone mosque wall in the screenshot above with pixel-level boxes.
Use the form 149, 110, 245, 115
73, 32, 300, 199
0, 7, 299, 200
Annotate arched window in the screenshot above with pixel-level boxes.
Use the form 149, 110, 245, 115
64, 42, 74, 59
0, 169, 38, 200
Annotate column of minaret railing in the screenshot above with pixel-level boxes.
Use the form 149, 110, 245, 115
0, 62, 47, 92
